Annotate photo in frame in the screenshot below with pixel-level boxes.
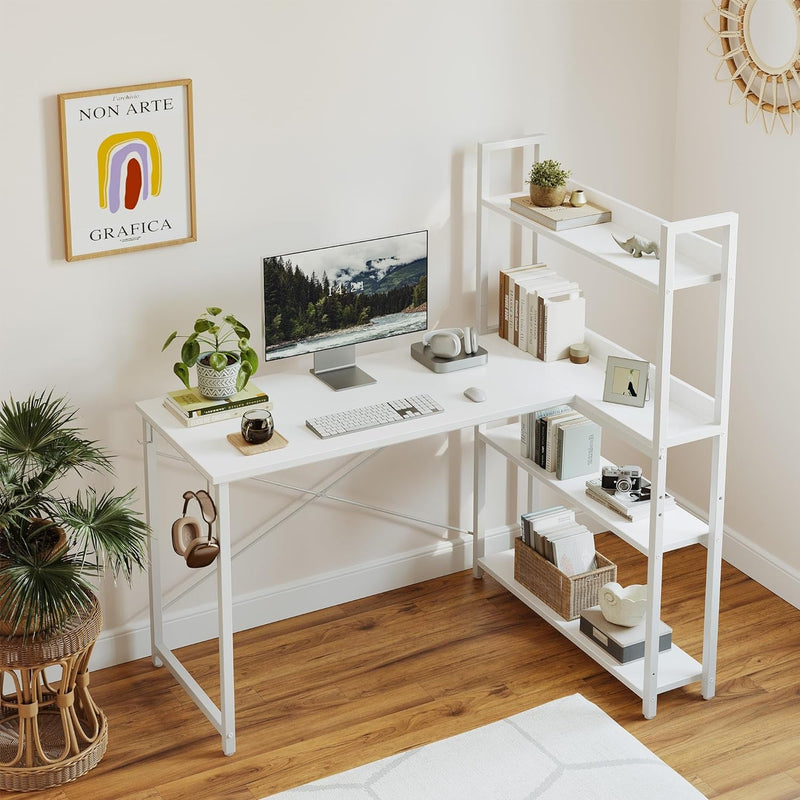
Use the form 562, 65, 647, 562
58, 79, 196, 261
603, 356, 650, 408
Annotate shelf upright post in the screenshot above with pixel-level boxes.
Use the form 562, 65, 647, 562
642, 220, 678, 718
475, 134, 545, 335
472, 424, 487, 578
142, 419, 163, 670
211, 480, 236, 756
702, 212, 738, 699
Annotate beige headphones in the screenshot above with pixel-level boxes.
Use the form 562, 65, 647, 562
171, 489, 220, 568
422, 327, 477, 359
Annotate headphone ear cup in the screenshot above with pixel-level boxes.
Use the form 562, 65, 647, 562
428, 331, 462, 359
172, 516, 202, 558
463, 326, 473, 355
185, 539, 220, 569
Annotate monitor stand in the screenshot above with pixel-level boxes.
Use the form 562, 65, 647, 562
311, 345, 376, 391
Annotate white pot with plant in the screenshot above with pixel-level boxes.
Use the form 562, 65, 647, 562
162, 307, 259, 399
526, 159, 571, 207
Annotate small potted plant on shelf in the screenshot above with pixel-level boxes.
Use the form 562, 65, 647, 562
162, 306, 259, 399
526, 158, 571, 207
0, 390, 149, 638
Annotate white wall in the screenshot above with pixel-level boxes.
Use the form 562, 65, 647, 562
670, 1, 800, 605
2, 0, 728, 670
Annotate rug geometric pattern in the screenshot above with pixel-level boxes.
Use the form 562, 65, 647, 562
264, 694, 705, 799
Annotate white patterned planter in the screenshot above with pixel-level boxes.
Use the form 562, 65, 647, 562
196, 353, 240, 399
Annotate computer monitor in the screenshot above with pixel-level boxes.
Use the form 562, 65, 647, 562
262, 230, 428, 390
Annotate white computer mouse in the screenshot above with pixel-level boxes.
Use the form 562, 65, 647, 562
463, 386, 487, 403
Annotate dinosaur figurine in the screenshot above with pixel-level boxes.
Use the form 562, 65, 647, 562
612, 233, 659, 258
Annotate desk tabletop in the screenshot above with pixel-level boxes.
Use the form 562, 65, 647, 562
135, 335, 600, 485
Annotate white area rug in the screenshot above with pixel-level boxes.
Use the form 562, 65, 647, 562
264, 694, 705, 799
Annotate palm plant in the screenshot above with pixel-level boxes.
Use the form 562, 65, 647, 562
0, 391, 149, 638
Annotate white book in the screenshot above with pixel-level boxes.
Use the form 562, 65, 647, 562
541, 290, 586, 362
503, 264, 549, 345
544, 410, 583, 472
551, 528, 597, 576
532, 513, 577, 557
525, 278, 579, 357
538, 521, 586, 563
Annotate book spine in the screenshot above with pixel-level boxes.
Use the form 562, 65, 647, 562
193, 397, 272, 417
536, 295, 545, 360
513, 282, 520, 347
166, 394, 271, 418
498, 269, 506, 339
520, 412, 531, 458
542, 301, 550, 361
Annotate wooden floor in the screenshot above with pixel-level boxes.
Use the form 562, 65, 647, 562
15, 533, 800, 800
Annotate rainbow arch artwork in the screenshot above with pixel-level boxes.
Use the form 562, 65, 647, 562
97, 131, 162, 214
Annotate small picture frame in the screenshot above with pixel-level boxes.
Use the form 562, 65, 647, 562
603, 356, 649, 408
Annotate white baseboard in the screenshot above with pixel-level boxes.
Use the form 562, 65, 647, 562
91, 525, 516, 672
92, 505, 800, 673
674, 496, 800, 611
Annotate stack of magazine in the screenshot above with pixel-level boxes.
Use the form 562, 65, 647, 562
585, 475, 674, 521
163, 384, 273, 427
520, 505, 597, 576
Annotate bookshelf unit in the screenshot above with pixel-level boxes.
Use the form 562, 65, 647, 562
473, 135, 737, 718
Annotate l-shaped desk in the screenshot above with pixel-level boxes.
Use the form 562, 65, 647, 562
136, 333, 652, 755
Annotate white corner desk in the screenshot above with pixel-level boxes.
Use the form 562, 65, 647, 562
135, 332, 685, 754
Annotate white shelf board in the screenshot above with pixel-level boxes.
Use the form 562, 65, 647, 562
478, 549, 703, 697
480, 423, 709, 554
483, 192, 723, 291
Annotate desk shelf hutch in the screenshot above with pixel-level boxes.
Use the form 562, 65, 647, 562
471, 134, 737, 719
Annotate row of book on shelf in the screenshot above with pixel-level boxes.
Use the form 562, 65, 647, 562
519, 403, 675, 521
163, 383, 272, 427
498, 263, 585, 362
520, 404, 601, 481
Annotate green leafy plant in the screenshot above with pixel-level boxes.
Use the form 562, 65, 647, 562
526, 159, 571, 188
162, 307, 259, 393
0, 391, 149, 638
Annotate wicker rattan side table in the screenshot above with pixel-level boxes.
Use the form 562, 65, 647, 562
0, 596, 108, 792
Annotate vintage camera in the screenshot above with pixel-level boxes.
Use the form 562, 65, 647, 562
601, 465, 643, 494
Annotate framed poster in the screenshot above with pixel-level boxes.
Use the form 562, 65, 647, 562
58, 79, 196, 261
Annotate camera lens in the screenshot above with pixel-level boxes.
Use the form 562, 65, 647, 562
616, 478, 632, 493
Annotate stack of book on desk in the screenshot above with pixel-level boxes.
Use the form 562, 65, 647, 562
163, 384, 272, 427
497, 263, 585, 362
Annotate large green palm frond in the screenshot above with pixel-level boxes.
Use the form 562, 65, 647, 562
61, 489, 149, 582
0, 391, 113, 487
0, 539, 98, 636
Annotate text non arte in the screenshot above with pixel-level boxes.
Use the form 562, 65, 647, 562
78, 96, 175, 121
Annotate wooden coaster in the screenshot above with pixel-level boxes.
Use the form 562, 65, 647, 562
226, 430, 289, 455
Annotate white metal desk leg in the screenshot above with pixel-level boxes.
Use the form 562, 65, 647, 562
212, 481, 236, 755
142, 420, 163, 669
473, 425, 486, 578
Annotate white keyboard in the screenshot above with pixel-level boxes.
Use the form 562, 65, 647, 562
306, 393, 444, 439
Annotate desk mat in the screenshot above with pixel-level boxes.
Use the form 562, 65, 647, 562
226, 430, 289, 455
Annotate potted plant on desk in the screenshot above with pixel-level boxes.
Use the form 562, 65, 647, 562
163, 306, 259, 399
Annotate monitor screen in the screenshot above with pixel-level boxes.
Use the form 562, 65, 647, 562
262, 230, 428, 386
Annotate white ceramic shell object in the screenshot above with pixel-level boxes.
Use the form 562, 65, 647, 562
599, 582, 648, 627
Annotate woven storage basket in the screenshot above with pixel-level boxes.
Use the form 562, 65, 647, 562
514, 537, 616, 620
